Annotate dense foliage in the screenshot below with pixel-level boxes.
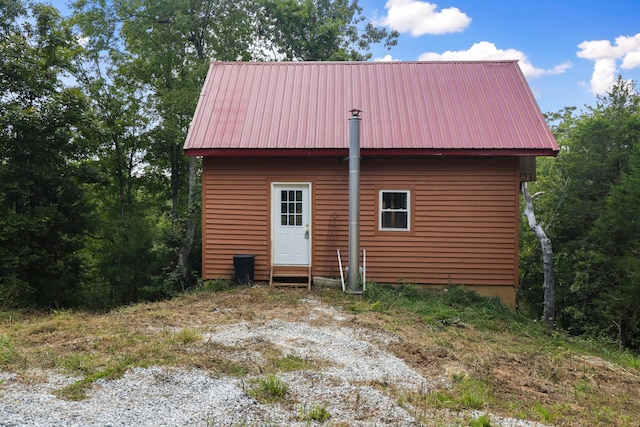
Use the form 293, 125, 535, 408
0, 1, 92, 306
0, 0, 394, 308
520, 78, 640, 350
3, 0, 640, 352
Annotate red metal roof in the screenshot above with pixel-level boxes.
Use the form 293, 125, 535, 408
184, 61, 559, 157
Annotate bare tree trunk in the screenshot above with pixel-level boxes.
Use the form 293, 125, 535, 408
614, 315, 628, 352
521, 182, 556, 329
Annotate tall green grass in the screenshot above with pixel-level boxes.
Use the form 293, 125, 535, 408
0, 335, 18, 366
361, 283, 640, 369
362, 283, 526, 331
250, 374, 289, 403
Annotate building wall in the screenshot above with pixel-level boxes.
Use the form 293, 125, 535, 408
202, 156, 520, 304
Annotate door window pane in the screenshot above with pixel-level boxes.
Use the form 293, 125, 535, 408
280, 188, 305, 226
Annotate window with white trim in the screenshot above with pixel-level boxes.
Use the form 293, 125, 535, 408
379, 190, 410, 231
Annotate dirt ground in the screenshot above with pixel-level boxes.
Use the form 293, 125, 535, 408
119, 286, 640, 425
3, 286, 640, 426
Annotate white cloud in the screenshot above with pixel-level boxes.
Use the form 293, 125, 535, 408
373, 54, 399, 62
590, 59, 618, 94
418, 41, 572, 79
577, 33, 640, 94
622, 51, 640, 69
377, 0, 471, 36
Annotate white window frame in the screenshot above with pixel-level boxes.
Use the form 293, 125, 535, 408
379, 190, 410, 231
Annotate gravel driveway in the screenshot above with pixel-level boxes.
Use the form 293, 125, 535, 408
0, 298, 551, 426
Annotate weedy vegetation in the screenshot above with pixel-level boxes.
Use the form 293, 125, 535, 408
1, 283, 639, 425
298, 402, 331, 422
250, 374, 289, 403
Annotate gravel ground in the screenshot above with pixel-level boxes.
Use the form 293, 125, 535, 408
0, 299, 552, 426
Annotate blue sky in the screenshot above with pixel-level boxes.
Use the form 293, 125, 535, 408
363, 0, 640, 114
49, 0, 640, 114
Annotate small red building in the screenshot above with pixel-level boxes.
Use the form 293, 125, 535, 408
183, 61, 559, 306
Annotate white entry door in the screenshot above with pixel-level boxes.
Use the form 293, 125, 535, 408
272, 184, 310, 265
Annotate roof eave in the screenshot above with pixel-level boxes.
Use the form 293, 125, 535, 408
183, 148, 560, 157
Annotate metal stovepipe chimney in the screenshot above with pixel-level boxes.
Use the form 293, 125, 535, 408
348, 109, 362, 294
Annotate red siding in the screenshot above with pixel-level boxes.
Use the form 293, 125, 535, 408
202, 157, 519, 290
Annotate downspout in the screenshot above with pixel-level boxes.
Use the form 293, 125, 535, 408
348, 109, 362, 294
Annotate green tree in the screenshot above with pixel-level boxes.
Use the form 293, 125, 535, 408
258, 0, 398, 61
525, 78, 640, 349
70, 0, 396, 295
0, 1, 93, 307
67, 1, 180, 306
71, 0, 259, 291
590, 142, 640, 349
114, 0, 254, 287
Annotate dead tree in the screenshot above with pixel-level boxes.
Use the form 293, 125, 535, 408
521, 182, 556, 329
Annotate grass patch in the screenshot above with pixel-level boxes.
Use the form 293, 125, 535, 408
346, 300, 382, 313
0, 310, 27, 324
250, 374, 289, 403
468, 414, 492, 427
202, 279, 232, 292
298, 403, 331, 422
174, 327, 202, 344
429, 374, 494, 410
55, 356, 134, 400
573, 379, 593, 398
268, 354, 310, 372
0, 334, 19, 366
363, 283, 524, 332
60, 353, 96, 375
210, 357, 249, 377
2, 286, 640, 425
533, 403, 555, 424
403, 375, 496, 411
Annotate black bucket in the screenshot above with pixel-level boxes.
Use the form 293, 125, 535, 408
233, 254, 256, 285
